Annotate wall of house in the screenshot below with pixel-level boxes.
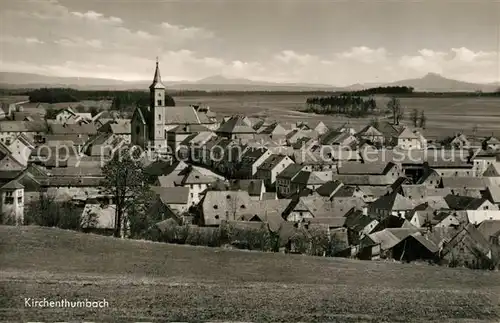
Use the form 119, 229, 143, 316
473, 157, 496, 177
185, 183, 207, 205
269, 158, 294, 185
287, 210, 313, 222
1, 188, 24, 225
397, 138, 421, 149
435, 215, 460, 228
466, 210, 500, 225
434, 168, 473, 177
131, 115, 147, 148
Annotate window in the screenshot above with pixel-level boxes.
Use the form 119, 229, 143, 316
158, 114, 161, 120
215, 215, 219, 219
17, 196, 22, 204
135, 126, 140, 134
190, 193, 193, 198
213, 205, 218, 209
4, 192, 13, 204
240, 205, 246, 209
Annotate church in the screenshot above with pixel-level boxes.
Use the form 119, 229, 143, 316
131, 60, 218, 151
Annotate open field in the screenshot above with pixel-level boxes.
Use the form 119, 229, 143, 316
175, 95, 500, 140
1, 226, 499, 322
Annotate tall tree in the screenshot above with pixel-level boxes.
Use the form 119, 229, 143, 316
387, 97, 402, 125
419, 110, 427, 129
102, 147, 150, 238
410, 109, 419, 127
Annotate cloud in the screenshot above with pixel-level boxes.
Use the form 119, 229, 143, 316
399, 47, 499, 82
0, 36, 44, 45
71, 11, 123, 24
337, 46, 388, 63
161, 22, 215, 40
54, 38, 103, 49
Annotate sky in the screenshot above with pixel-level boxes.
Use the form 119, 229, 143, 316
0, 0, 499, 86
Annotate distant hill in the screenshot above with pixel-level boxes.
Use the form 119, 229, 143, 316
0, 71, 498, 92
387, 73, 498, 92
0, 72, 339, 92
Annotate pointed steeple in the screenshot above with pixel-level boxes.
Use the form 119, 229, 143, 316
150, 57, 165, 90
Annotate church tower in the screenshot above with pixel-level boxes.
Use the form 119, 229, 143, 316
150, 58, 166, 147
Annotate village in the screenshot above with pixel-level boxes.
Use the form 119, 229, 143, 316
0, 61, 499, 270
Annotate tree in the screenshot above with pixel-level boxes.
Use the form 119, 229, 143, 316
102, 147, 150, 238
387, 97, 402, 125
410, 109, 419, 127
396, 105, 404, 125
369, 117, 379, 129
419, 110, 427, 129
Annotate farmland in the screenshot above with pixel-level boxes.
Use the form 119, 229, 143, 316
175, 94, 500, 140
1, 226, 499, 322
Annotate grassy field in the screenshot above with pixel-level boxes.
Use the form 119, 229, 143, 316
1, 226, 499, 322
175, 94, 500, 140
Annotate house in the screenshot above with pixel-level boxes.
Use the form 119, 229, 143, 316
482, 162, 500, 177
80, 203, 120, 236
291, 171, 328, 192
49, 123, 98, 137
344, 209, 379, 245
235, 147, 272, 179
315, 180, 344, 199
228, 179, 266, 200
5, 134, 34, 167
482, 136, 500, 150
416, 168, 442, 188
477, 220, 500, 245
319, 129, 358, 147
84, 133, 124, 157
0, 179, 24, 225
292, 149, 336, 171
425, 159, 474, 177
471, 149, 497, 177
255, 154, 294, 187
442, 133, 471, 148
216, 115, 256, 140
333, 161, 402, 186
54, 107, 93, 124
284, 196, 332, 222
444, 194, 498, 211
431, 223, 496, 269
173, 166, 219, 205
131, 61, 217, 150
356, 125, 384, 146
310, 121, 329, 135
0, 120, 47, 143
166, 124, 210, 153
365, 229, 438, 261
442, 177, 490, 193
97, 119, 132, 144
151, 186, 191, 213
257, 122, 288, 137
276, 164, 304, 197
368, 192, 416, 220
393, 127, 425, 149
200, 190, 253, 226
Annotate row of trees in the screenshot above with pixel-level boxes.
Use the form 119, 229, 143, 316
348, 86, 414, 96
304, 95, 377, 117
410, 108, 427, 128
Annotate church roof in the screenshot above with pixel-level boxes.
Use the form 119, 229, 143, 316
150, 60, 165, 90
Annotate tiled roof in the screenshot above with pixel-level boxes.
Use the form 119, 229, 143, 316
216, 116, 256, 134
151, 186, 190, 205
228, 179, 264, 196
0, 121, 47, 132
257, 154, 288, 171
338, 161, 395, 175
0, 179, 24, 190
50, 123, 97, 135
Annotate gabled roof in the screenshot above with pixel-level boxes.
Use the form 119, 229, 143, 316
337, 161, 395, 175
0, 179, 24, 190
444, 195, 488, 210
396, 127, 419, 139
370, 192, 415, 211
168, 124, 210, 134
316, 180, 343, 197
357, 125, 383, 137
0, 121, 47, 132
477, 220, 500, 240
216, 116, 256, 134
257, 154, 288, 171
228, 179, 264, 197
176, 167, 218, 185
49, 123, 97, 135
151, 186, 190, 205
277, 164, 304, 180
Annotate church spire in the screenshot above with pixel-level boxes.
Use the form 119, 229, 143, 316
150, 57, 165, 90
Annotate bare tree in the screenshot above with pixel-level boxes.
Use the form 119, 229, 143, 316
419, 110, 427, 129
410, 109, 419, 127
102, 147, 150, 238
387, 97, 402, 125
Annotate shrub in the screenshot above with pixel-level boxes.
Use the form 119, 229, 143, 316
24, 195, 86, 230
